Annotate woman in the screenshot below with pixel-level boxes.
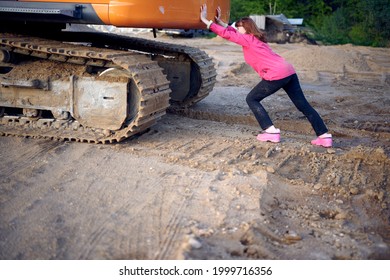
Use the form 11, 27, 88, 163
200, 4, 332, 147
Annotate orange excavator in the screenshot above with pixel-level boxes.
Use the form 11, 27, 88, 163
0, 0, 230, 143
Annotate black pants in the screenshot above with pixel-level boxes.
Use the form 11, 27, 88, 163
246, 74, 328, 136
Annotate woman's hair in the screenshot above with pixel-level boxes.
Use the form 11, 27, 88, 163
236, 17, 267, 43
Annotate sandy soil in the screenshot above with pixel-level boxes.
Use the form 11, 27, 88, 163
0, 31, 389, 260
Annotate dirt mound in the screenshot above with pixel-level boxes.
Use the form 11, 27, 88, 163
230, 62, 255, 75
282, 45, 371, 73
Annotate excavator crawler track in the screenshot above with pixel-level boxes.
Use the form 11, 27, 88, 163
0, 34, 171, 143
0, 31, 217, 143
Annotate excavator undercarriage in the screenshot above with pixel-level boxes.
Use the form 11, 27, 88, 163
0, 31, 217, 143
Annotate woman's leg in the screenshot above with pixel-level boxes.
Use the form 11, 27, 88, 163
283, 74, 329, 136
246, 79, 285, 130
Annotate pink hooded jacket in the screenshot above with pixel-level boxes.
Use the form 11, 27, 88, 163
210, 23, 296, 81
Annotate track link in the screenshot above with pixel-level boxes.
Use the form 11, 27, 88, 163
0, 34, 171, 143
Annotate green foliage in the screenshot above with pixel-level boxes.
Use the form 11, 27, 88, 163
361, 0, 390, 46
313, 8, 350, 44
229, 0, 390, 47
348, 24, 369, 45
231, 0, 332, 22
230, 0, 267, 21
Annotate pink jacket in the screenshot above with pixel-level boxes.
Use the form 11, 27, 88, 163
210, 23, 295, 81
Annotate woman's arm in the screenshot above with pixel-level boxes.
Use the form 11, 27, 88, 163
214, 6, 228, 27
200, 4, 229, 29
210, 23, 251, 47
200, 4, 250, 47
200, 4, 213, 29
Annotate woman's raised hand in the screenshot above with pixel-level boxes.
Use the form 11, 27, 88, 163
200, 4, 208, 22
215, 6, 228, 27
215, 6, 222, 22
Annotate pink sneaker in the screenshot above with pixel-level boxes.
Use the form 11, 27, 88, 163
311, 137, 332, 148
256, 132, 280, 143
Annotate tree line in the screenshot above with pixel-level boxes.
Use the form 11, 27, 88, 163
230, 0, 390, 47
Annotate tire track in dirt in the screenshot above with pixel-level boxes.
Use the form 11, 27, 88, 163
73, 155, 205, 259
0, 139, 70, 224
0, 142, 98, 259
0, 138, 62, 178
155, 189, 193, 260
77, 179, 164, 259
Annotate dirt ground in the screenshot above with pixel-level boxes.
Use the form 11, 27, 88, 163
0, 30, 389, 260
